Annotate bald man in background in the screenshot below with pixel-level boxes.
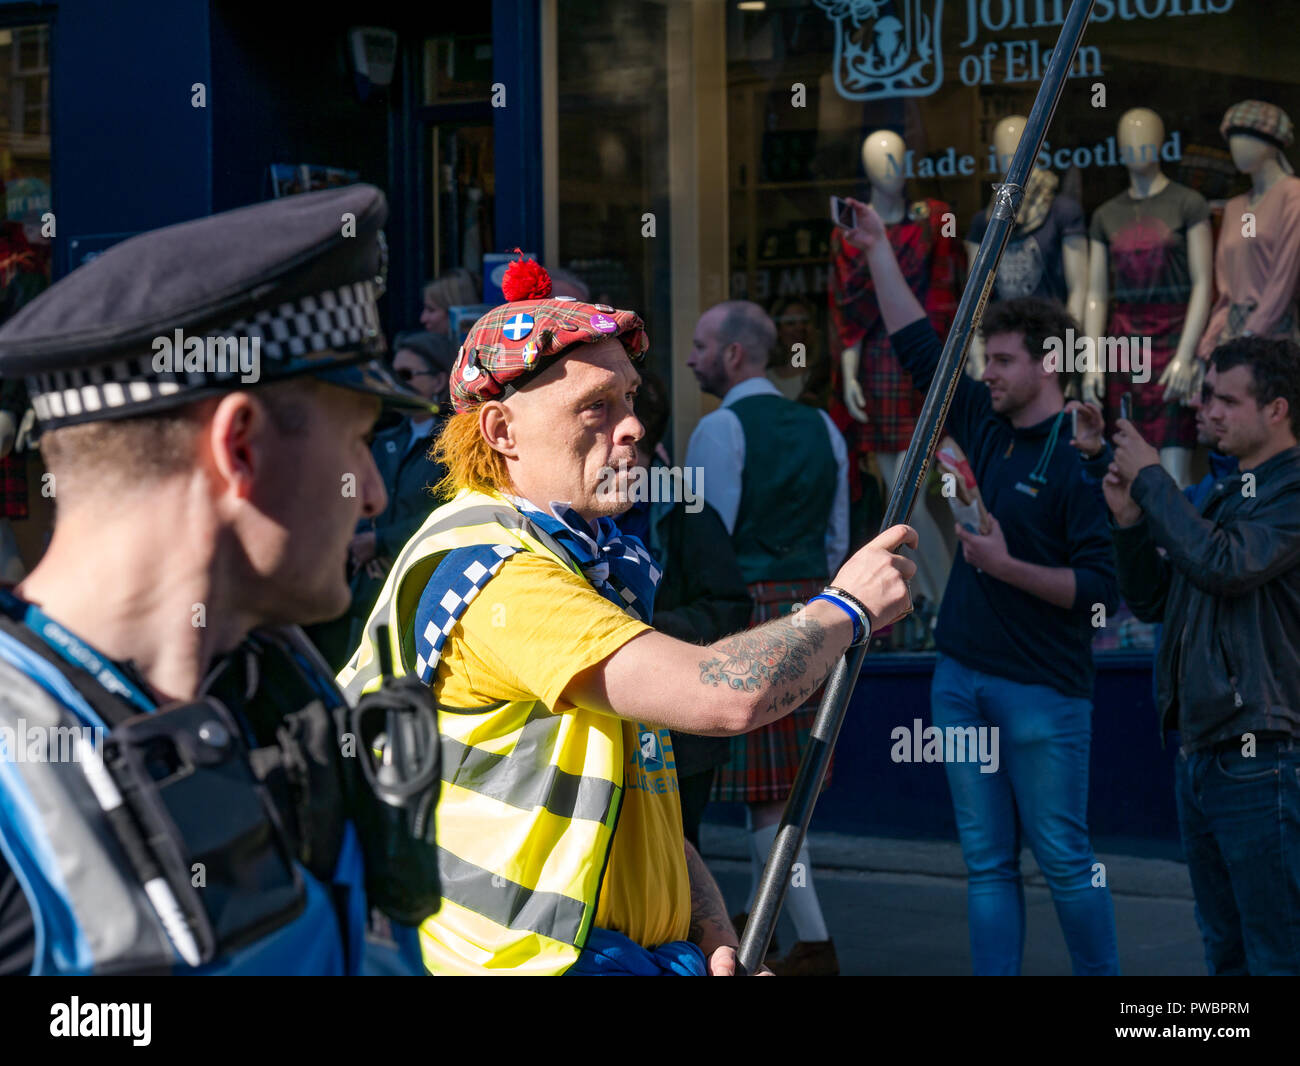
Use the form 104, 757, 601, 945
684, 300, 849, 975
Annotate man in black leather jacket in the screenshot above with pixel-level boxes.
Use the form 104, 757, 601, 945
1102, 336, 1300, 975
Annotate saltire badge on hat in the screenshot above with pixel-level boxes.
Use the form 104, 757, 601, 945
0, 184, 431, 430
449, 250, 649, 413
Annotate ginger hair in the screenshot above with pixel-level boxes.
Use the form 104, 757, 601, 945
432, 409, 510, 498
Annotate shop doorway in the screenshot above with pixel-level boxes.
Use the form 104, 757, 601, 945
428, 121, 494, 281
414, 30, 495, 322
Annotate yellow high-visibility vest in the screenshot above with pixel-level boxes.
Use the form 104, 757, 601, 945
338, 488, 624, 975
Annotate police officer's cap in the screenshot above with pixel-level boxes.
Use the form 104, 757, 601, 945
0, 184, 430, 430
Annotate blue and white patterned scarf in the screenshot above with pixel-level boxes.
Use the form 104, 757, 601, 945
508, 496, 662, 623
412, 496, 662, 685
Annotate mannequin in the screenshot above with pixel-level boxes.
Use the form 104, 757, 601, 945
1084, 108, 1212, 487
1198, 100, 1300, 360
965, 116, 1088, 380
830, 129, 964, 609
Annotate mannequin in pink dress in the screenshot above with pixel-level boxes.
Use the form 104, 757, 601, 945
1199, 101, 1300, 362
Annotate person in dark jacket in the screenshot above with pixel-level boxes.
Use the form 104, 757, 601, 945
308, 331, 454, 667
1146, 382, 1238, 704
1103, 336, 1300, 975
841, 198, 1121, 976
617, 372, 752, 849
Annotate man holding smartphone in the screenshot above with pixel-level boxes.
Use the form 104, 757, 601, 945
839, 199, 1121, 975
1102, 337, 1300, 975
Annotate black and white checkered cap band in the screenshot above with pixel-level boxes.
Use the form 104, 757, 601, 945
28, 280, 381, 424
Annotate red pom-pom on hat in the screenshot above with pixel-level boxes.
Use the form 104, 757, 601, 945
501, 248, 552, 302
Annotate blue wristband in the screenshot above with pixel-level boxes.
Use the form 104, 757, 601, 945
808, 592, 866, 647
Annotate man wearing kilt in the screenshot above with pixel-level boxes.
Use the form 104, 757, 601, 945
685, 300, 850, 976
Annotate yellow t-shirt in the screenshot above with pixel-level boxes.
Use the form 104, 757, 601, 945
434, 550, 692, 949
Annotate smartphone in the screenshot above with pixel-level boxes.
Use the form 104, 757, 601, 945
1120, 394, 1133, 422
830, 195, 856, 230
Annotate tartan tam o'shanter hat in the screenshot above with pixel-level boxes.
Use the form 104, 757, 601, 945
449, 254, 649, 414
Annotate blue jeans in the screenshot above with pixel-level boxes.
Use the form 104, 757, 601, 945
931, 654, 1119, 975
1175, 735, 1300, 975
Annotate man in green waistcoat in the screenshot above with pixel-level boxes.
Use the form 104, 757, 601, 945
684, 300, 850, 975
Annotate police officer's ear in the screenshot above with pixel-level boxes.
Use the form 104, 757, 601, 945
203, 390, 283, 497
479, 399, 520, 461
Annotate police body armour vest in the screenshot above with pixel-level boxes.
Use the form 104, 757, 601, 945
338, 488, 625, 976
729, 393, 837, 583
0, 618, 361, 975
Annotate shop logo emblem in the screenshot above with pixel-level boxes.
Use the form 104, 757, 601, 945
816, 0, 944, 101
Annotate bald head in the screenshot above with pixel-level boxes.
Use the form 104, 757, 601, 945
711, 301, 776, 370
689, 301, 776, 399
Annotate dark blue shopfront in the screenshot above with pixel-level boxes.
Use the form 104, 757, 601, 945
2, 0, 543, 336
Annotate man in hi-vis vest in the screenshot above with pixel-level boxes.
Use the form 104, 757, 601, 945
339, 257, 917, 975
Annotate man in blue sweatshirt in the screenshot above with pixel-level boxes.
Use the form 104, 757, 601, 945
841, 199, 1120, 975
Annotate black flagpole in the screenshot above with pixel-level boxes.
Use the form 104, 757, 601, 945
736, 0, 1098, 976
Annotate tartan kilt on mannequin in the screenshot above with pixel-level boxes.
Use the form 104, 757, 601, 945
710, 576, 834, 803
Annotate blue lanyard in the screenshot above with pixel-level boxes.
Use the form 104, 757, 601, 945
1027, 410, 1068, 485
21, 602, 156, 714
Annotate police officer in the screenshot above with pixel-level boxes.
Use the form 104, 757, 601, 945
0, 185, 433, 974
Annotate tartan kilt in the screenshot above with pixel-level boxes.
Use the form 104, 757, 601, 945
711, 576, 834, 804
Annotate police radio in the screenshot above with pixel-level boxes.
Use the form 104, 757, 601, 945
349, 625, 443, 925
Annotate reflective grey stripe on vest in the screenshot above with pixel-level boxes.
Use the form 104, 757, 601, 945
0, 651, 173, 973
398, 504, 575, 585
442, 504, 574, 566
438, 847, 586, 946
441, 708, 617, 824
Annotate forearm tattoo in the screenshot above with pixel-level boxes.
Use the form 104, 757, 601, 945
698, 615, 828, 715
685, 842, 737, 950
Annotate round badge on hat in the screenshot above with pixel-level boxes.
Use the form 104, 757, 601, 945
590, 313, 618, 334
522, 340, 539, 367
503, 311, 535, 341
594, 303, 614, 313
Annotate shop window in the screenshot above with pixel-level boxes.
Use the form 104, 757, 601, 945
423, 34, 494, 105
0, 21, 51, 581
725, 1, 1296, 654
417, 21, 495, 325
553, 0, 672, 369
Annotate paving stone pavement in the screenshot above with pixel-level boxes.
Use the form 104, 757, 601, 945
700, 825, 1205, 976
